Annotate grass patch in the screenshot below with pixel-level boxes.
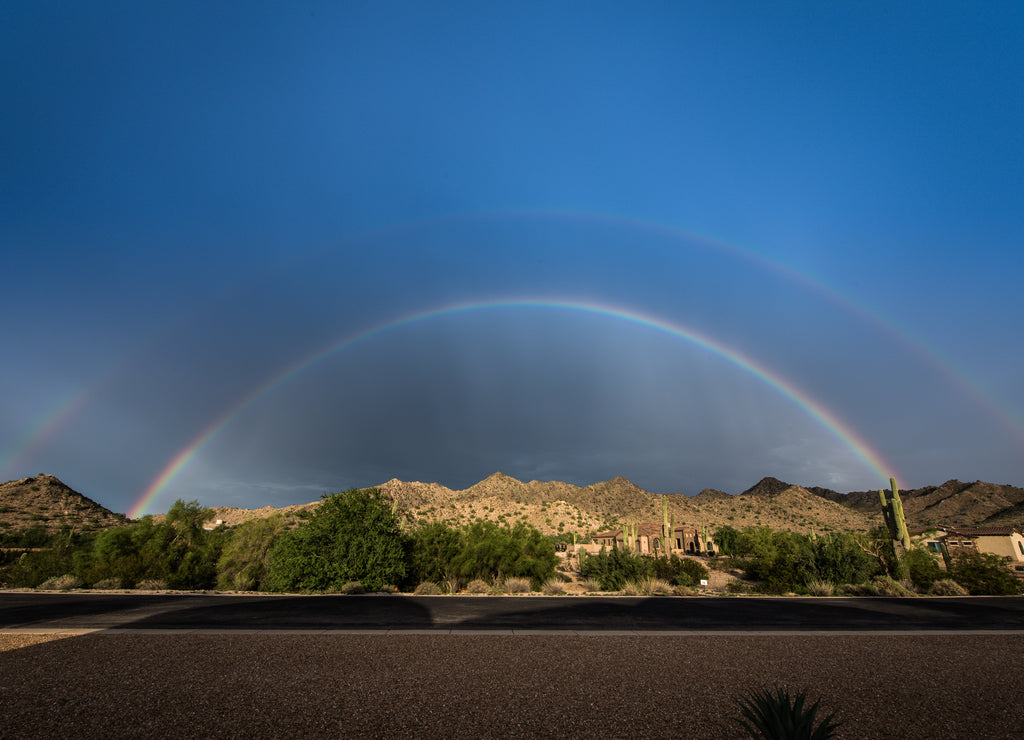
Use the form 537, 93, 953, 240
806, 580, 835, 597
464, 579, 490, 594
929, 578, 968, 596
135, 579, 167, 591
502, 577, 532, 594
37, 574, 82, 591
540, 579, 565, 595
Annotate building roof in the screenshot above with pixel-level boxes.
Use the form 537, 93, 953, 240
939, 526, 1021, 537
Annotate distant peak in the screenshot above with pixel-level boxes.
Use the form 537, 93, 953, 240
481, 472, 522, 484
740, 476, 792, 498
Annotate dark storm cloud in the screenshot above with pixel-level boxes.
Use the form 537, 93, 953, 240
1, 4, 1022, 514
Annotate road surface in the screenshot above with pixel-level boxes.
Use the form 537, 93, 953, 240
2, 592, 1022, 632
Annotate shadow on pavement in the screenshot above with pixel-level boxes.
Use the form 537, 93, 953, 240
2, 592, 1023, 632
118, 594, 437, 630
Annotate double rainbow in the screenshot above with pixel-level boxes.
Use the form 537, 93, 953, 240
127, 298, 899, 518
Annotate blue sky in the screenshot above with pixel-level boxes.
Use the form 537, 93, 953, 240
2, 2, 1022, 516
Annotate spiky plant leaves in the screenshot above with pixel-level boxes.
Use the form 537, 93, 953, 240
736, 686, 840, 740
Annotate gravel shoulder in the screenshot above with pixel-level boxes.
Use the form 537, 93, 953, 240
2, 632, 1020, 738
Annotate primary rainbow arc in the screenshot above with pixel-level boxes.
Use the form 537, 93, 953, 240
128, 298, 899, 518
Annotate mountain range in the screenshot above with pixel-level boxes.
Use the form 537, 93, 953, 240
2, 472, 1021, 537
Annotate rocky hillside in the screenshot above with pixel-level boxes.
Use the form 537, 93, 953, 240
811, 479, 1024, 529
0, 474, 127, 534
371, 473, 873, 535
3, 472, 1019, 538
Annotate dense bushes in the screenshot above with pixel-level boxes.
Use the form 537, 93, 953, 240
265, 489, 406, 593
0, 490, 559, 594
948, 551, 1023, 595
0, 502, 225, 590
5, 492, 1021, 597
580, 549, 708, 591
407, 519, 557, 590
902, 547, 944, 592
451, 520, 557, 589
407, 521, 463, 586
711, 524, 1024, 596
217, 514, 289, 591
713, 526, 879, 594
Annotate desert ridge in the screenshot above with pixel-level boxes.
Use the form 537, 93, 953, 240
2, 472, 1021, 536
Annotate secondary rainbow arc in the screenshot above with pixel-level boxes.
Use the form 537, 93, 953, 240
9, 210, 1019, 491
128, 299, 900, 518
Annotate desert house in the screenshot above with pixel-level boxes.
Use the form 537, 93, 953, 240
940, 526, 1024, 573
919, 526, 1024, 577
590, 523, 713, 555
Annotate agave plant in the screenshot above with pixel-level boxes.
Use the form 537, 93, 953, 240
735, 686, 840, 740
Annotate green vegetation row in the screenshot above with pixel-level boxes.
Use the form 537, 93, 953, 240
0, 489, 560, 593
712, 523, 1022, 596
1, 488, 1019, 596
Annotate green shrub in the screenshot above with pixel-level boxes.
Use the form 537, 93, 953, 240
407, 521, 462, 587
266, 488, 406, 593
718, 527, 878, 593
450, 520, 557, 589
948, 551, 1023, 595
735, 686, 840, 740
79, 504, 222, 590
713, 525, 741, 557
92, 577, 123, 590
903, 547, 944, 591
652, 555, 708, 587
413, 581, 443, 595
579, 547, 650, 591
216, 514, 288, 591
338, 581, 365, 595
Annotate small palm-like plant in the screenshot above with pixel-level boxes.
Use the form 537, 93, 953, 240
736, 686, 840, 740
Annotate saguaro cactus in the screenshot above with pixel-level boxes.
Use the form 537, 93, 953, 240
879, 477, 911, 579
662, 495, 671, 558
879, 477, 911, 552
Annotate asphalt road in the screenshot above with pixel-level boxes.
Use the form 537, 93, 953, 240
2, 592, 1023, 631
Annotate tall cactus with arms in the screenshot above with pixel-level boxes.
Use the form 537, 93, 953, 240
879, 477, 911, 578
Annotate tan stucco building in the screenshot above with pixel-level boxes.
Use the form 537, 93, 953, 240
591, 523, 713, 555
940, 526, 1024, 559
